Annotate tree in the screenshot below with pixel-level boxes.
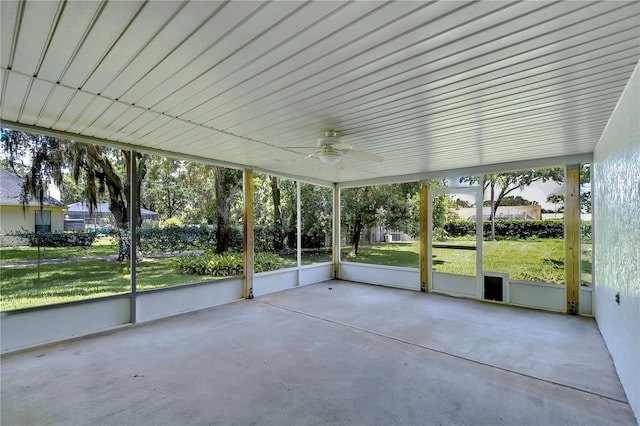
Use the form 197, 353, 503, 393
141, 156, 191, 219
546, 194, 564, 217
300, 184, 332, 250
214, 167, 242, 253
269, 176, 284, 251
341, 183, 419, 256
2, 129, 149, 260
1, 129, 148, 229
483, 195, 536, 207
476, 169, 564, 240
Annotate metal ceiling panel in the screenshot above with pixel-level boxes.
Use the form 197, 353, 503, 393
98, 1, 223, 99
0, 1, 19, 69
151, 1, 347, 115
118, 1, 264, 105
9, 0, 60, 76
20, 78, 55, 125
1, 70, 30, 122
64, 95, 115, 135
60, 1, 145, 88
81, 1, 185, 95
177, 1, 427, 123
1, 0, 639, 184
34, 83, 74, 129
37, 1, 104, 82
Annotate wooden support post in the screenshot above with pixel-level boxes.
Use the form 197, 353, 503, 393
243, 169, 254, 299
565, 165, 580, 314
419, 182, 429, 292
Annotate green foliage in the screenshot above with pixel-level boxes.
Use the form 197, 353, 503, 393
484, 195, 537, 206
159, 217, 183, 228
253, 173, 298, 252
110, 226, 243, 256
444, 219, 566, 239
341, 183, 420, 241
301, 183, 333, 249
177, 250, 244, 276
142, 156, 191, 219
177, 250, 285, 276
253, 251, 287, 272
17, 230, 96, 248
581, 221, 592, 243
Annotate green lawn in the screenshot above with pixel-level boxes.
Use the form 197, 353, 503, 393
0, 237, 117, 262
0, 257, 223, 311
343, 239, 592, 286
1, 238, 591, 311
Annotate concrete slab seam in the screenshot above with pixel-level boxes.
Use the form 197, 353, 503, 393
258, 299, 629, 405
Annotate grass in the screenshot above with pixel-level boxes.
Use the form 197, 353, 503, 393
0, 257, 222, 311
343, 238, 592, 286
342, 243, 419, 268
0, 237, 117, 262
1, 238, 592, 311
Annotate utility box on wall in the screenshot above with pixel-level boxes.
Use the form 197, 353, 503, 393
483, 272, 509, 303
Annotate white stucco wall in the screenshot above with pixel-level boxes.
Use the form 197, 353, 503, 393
593, 61, 639, 422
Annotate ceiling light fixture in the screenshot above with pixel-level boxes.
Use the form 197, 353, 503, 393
318, 149, 342, 165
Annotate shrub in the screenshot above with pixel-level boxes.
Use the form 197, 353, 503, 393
176, 250, 285, 277
443, 219, 565, 240
581, 221, 592, 243
254, 251, 286, 272
16, 231, 96, 248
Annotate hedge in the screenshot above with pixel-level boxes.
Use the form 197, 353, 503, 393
443, 219, 592, 240
17, 231, 96, 248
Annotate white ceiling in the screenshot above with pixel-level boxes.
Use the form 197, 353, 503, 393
1, 0, 639, 184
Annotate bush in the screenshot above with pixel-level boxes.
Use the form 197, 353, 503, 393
176, 250, 285, 277
17, 231, 96, 248
138, 227, 216, 252
109, 226, 244, 261
443, 219, 565, 240
581, 221, 592, 243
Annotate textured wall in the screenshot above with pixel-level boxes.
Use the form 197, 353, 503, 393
593, 61, 639, 422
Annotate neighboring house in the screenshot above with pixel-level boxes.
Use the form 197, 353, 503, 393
0, 169, 67, 246
65, 202, 160, 231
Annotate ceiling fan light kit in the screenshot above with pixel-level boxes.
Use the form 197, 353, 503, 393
318, 149, 342, 164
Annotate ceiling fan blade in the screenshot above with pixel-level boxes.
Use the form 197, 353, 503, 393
345, 149, 384, 163
333, 142, 352, 150
287, 153, 317, 164
283, 146, 318, 149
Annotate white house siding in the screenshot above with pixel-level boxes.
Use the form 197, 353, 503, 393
0, 205, 65, 247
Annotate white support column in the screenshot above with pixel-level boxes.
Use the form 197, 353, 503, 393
297, 181, 302, 268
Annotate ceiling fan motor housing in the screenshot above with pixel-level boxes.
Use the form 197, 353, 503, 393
317, 130, 342, 148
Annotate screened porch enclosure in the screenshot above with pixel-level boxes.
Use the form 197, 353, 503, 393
1, 0, 639, 422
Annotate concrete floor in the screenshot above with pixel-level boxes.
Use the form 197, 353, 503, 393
1, 281, 636, 425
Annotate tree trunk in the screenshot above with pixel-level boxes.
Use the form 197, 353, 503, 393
349, 214, 363, 257
490, 182, 496, 241
215, 167, 231, 254
269, 176, 283, 251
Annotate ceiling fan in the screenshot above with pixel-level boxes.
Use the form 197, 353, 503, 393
286, 130, 384, 165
